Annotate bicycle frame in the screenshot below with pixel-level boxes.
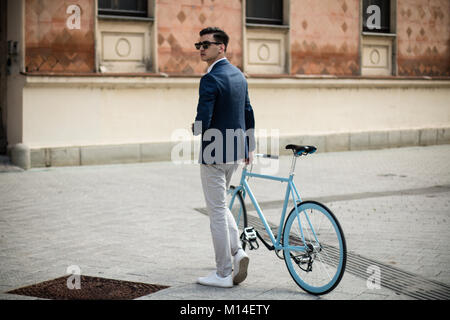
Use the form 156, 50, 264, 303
229, 163, 320, 253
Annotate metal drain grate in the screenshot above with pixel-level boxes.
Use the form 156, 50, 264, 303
7, 275, 169, 300
343, 250, 450, 300
195, 206, 450, 300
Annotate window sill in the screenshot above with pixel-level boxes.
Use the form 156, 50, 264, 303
362, 32, 396, 37
20, 72, 450, 90
246, 23, 289, 30
97, 14, 154, 22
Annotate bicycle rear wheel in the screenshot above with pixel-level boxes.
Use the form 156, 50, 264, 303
283, 201, 346, 295
228, 186, 248, 250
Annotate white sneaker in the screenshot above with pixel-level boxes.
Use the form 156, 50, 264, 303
197, 271, 233, 288
233, 249, 249, 285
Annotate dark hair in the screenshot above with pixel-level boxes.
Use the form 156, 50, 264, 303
199, 27, 229, 52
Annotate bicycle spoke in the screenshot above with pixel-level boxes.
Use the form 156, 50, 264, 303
315, 251, 333, 281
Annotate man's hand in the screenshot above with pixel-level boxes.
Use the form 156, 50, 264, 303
192, 121, 202, 136
245, 151, 254, 165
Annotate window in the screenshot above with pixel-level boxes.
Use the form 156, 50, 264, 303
98, 0, 148, 18
362, 0, 390, 33
246, 0, 283, 25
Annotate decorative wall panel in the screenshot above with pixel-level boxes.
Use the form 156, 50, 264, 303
290, 0, 360, 75
25, 0, 95, 73
397, 0, 450, 76
361, 36, 393, 76
157, 0, 243, 74
97, 19, 152, 73
245, 28, 287, 74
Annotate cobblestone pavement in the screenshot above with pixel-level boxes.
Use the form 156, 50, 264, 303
0, 145, 449, 300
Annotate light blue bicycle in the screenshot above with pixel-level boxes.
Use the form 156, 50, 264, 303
228, 144, 347, 295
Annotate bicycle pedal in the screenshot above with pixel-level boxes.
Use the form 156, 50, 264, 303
242, 227, 259, 250
243, 227, 257, 241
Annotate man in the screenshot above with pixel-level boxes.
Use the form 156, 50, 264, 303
192, 27, 255, 288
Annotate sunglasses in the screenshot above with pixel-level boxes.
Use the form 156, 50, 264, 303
195, 41, 223, 50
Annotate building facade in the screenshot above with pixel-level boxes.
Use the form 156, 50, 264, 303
2, 0, 450, 168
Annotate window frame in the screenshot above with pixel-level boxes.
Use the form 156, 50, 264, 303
98, 0, 148, 18
362, 0, 391, 34
246, 0, 283, 26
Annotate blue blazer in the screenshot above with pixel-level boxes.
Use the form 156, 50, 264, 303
193, 59, 255, 164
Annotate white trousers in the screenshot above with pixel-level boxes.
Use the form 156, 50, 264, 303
200, 163, 242, 277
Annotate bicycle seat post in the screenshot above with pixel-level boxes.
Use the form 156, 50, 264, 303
289, 154, 298, 176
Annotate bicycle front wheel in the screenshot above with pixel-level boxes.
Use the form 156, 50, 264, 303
228, 186, 248, 250
283, 201, 346, 295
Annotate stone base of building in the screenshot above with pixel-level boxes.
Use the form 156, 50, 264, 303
9, 127, 450, 169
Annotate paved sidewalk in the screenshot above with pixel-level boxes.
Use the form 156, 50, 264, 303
0, 145, 449, 300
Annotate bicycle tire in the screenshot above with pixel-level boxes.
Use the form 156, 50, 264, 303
228, 186, 248, 251
282, 200, 347, 295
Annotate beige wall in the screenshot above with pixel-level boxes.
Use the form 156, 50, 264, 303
23, 79, 198, 148
249, 80, 450, 135
21, 76, 450, 149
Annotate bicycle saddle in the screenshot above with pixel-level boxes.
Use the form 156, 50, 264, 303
285, 144, 317, 155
